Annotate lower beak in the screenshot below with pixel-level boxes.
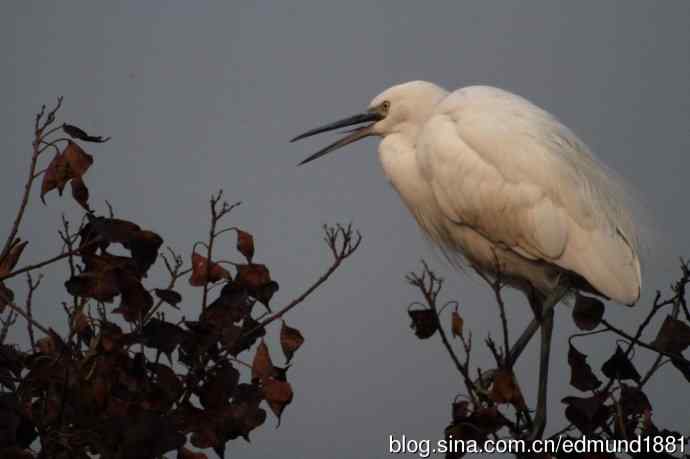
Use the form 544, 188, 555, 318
291, 111, 383, 165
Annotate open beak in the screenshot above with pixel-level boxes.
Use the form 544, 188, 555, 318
291, 111, 383, 165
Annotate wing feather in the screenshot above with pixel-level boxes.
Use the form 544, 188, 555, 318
417, 86, 641, 304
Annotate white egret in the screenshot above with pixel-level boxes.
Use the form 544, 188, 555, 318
291, 81, 641, 437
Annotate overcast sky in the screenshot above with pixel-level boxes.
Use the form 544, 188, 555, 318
3, 2, 690, 458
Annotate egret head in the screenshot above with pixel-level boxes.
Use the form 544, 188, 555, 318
292, 81, 446, 165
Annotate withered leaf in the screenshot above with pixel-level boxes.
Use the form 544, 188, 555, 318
0, 240, 28, 277
35, 336, 56, 355
489, 369, 526, 409
62, 123, 110, 143
408, 308, 439, 339
112, 270, 153, 322
651, 315, 690, 355
141, 319, 187, 357
619, 383, 651, 417
235, 264, 278, 310
252, 340, 276, 382
280, 321, 304, 364
178, 447, 208, 459
562, 395, 608, 434
189, 252, 230, 287
40, 150, 70, 202
208, 282, 252, 323
601, 345, 640, 382
71, 311, 93, 344
0, 282, 13, 313
70, 176, 90, 211
568, 343, 602, 391
125, 230, 163, 275
451, 400, 471, 423
148, 362, 183, 405
236, 230, 255, 263
198, 364, 239, 409
572, 294, 605, 331
471, 406, 508, 435
62, 141, 93, 177
65, 270, 119, 302
154, 288, 182, 307
451, 310, 463, 338
262, 378, 293, 424
254, 280, 279, 311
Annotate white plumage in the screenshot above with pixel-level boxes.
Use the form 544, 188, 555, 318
293, 80, 643, 436
294, 80, 641, 305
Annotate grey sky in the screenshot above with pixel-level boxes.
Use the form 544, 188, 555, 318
3, 2, 690, 458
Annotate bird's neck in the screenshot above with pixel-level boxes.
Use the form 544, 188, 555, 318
378, 134, 436, 226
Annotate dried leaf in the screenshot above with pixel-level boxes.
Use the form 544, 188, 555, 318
62, 141, 93, 177
126, 230, 163, 275
0, 240, 28, 277
562, 395, 608, 434
35, 336, 56, 355
568, 343, 602, 391
236, 230, 255, 263
0, 282, 13, 313
651, 315, 690, 354
280, 321, 304, 364
70, 176, 90, 211
489, 369, 526, 409
62, 123, 110, 143
262, 378, 293, 424
154, 288, 182, 307
572, 294, 605, 331
619, 383, 651, 417
178, 447, 208, 459
189, 252, 230, 286
408, 308, 438, 339
40, 150, 70, 202
601, 345, 640, 382
198, 364, 239, 409
451, 310, 463, 338
251, 340, 275, 382
141, 319, 187, 357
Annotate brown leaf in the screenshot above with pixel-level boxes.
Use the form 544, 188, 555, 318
235, 263, 270, 290
408, 308, 438, 339
280, 321, 304, 364
189, 252, 230, 286
601, 345, 640, 382
62, 123, 110, 143
198, 364, 239, 409
40, 150, 70, 202
154, 288, 183, 307
562, 395, 609, 434
178, 447, 208, 459
451, 310, 464, 338
619, 383, 651, 417
251, 340, 275, 382
0, 240, 28, 277
70, 176, 90, 211
568, 343, 602, 391
236, 230, 255, 262
651, 315, 690, 354
572, 294, 605, 331
262, 378, 293, 424
489, 369, 526, 409
126, 230, 163, 275
112, 271, 153, 322
0, 282, 13, 313
71, 311, 93, 343
35, 336, 56, 355
62, 141, 93, 177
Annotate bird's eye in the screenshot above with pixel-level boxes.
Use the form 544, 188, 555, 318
381, 101, 391, 114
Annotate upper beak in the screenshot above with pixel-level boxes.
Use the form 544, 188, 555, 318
291, 111, 383, 165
